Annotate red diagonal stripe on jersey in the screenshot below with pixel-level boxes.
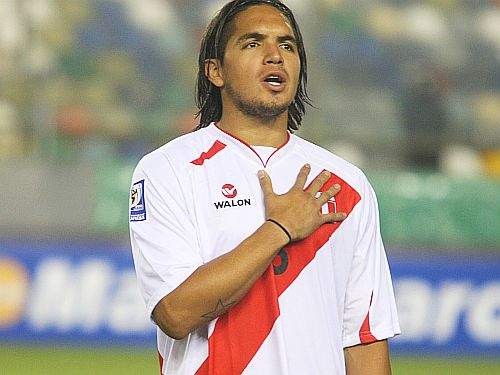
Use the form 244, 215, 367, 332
196, 173, 361, 375
191, 141, 227, 165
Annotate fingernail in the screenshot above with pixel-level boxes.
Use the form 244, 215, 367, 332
341, 213, 347, 219
257, 170, 265, 178
305, 164, 310, 169
334, 184, 341, 189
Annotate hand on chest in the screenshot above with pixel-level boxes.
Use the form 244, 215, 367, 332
193, 160, 346, 258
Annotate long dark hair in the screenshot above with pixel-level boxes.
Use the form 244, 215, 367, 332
195, 0, 311, 132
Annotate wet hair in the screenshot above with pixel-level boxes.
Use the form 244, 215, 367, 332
194, 0, 311, 132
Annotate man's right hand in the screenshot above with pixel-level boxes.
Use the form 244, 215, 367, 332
258, 164, 347, 242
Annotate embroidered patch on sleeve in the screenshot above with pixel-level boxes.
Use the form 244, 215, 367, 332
130, 180, 146, 222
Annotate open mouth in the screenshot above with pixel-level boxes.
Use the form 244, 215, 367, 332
262, 73, 287, 92
264, 75, 284, 86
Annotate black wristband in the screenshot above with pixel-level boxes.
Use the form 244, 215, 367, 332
267, 219, 292, 244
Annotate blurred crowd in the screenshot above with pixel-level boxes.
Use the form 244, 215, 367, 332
0, 0, 499, 177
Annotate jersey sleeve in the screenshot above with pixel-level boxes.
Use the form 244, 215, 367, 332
129, 153, 204, 321
342, 178, 400, 348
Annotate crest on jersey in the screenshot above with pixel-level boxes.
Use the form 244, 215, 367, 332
316, 192, 337, 214
130, 180, 146, 221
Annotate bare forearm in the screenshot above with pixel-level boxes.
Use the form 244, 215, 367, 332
153, 221, 288, 339
344, 340, 391, 375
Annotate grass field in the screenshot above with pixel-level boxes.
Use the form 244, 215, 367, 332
1, 345, 499, 374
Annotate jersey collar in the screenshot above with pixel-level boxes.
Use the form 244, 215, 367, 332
208, 122, 296, 167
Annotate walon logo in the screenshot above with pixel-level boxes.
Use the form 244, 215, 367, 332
221, 184, 237, 199
214, 184, 251, 210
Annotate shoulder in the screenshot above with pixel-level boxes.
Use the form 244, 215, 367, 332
135, 127, 215, 177
293, 135, 372, 193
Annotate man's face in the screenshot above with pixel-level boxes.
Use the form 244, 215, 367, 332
216, 5, 301, 121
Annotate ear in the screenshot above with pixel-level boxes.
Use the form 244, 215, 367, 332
205, 59, 224, 88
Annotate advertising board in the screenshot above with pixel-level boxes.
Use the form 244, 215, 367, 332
390, 254, 499, 355
0, 241, 154, 346
0, 241, 498, 355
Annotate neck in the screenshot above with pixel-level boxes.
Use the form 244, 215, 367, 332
217, 110, 289, 147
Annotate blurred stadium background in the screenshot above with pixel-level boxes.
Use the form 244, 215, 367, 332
0, 0, 499, 374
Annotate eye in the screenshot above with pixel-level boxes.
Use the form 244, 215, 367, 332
245, 41, 259, 49
280, 43, 295, 52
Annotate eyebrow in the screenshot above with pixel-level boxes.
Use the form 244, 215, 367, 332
236, 32, 297, 46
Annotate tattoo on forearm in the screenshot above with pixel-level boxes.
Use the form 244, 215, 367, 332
201, 299, 235, 320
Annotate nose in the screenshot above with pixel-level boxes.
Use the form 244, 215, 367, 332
264, 43, 283, 65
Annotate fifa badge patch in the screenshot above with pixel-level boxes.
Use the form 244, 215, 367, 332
130, 180, 146, 221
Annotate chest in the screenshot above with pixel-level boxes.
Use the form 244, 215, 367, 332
187, 152, 357, 262
190, 157, 287, 260
186, 152, 362, 316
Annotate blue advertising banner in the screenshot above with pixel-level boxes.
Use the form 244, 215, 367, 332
0, 240, 155, 346
389, 254, 500, 356
0, 241, 499, 355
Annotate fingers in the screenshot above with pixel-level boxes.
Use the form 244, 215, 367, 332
258, 170, 274, 197
317, 184, 341, 206
293, 164, 311, 190
322, 211, 347, 224
306, 170, 331, 195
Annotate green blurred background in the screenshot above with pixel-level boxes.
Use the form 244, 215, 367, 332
0, 0, 499, 373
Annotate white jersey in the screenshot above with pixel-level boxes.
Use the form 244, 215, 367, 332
129, 123, 400, 375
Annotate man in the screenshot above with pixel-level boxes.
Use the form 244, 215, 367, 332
129, 1, 400, 374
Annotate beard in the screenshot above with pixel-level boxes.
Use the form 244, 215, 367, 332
225, 82, 291, 122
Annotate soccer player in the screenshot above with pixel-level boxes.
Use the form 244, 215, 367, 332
129, 0, 400, 374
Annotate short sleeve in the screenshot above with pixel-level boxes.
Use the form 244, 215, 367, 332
129, 153, 204, 320
342, 178, 401, 348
